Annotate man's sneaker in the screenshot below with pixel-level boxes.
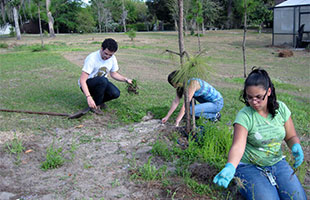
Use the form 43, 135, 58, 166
90, 108, 104, 115
98, 103, 107, 110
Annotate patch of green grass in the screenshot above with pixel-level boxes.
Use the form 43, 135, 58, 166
108, 81, 174, 123
91, 41, 101, 45
119, 45, 154, 50
5, 133, 25, 164
224, 77, 245, 85
79, 135, 93, 144
273, 80, 301, 91
131, 156, 168, 181
184, 176, 213, 195
12, 43, 88, 52
192, 122, 233, 169
222, 77, 303, 93
40, 142, 65, 171
31, 45, 49, 52
0, 43, 8, 48
0, 51, 83, 132
151, 140, 174, 161
278, 93, 309, 135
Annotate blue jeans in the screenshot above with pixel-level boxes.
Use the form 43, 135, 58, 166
235, 159, 307, 200
84, 76, 120, 106
190, 98, 223, 119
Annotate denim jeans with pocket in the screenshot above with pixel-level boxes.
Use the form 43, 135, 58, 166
235, 159, 307, 200
190, 98, 223, 119
84, 76, 120, 106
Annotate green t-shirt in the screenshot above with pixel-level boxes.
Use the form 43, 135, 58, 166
234, 101, 291, 166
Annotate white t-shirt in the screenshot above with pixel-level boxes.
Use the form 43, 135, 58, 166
78, 50, 119, 86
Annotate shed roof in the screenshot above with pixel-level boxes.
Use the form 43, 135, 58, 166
275, 0, 310, 7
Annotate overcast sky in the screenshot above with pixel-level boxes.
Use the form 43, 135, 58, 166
82, 0, 89, 5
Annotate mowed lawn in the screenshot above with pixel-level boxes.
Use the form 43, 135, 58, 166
1, 30, 309, 133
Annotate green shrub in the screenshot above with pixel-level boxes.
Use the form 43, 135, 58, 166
0, 43, 9, 48
9, 27, 16, 37
127, 23, 148, 31
126, 29, 136, 41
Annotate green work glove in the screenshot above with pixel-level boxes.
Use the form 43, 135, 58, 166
292, 143, 304, 168
213, 163, 236, 188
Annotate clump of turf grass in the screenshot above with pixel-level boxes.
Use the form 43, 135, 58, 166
40, 142, 65, 171
127, 79, 139, 94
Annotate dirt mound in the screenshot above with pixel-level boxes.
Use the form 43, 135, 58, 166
278, 49, 294, 57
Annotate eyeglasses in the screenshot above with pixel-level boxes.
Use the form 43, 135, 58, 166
246, 90, 268, 102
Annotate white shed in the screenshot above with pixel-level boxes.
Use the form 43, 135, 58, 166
0, 23, 13, 35
272, 0, 310, 47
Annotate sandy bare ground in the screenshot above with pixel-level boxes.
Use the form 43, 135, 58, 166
0, 117, 175, 200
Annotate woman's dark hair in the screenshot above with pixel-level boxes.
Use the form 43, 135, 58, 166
168, 70, 184, 98
102, 38, 118, 52
240, 67, 279, 118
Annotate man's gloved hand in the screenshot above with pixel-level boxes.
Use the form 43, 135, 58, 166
213, 163, 236, 188
292, 143, 304, 168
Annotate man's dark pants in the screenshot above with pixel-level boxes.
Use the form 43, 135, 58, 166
82, 76, 120, 106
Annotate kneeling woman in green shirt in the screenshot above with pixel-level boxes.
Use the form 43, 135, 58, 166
213, 67, 306, 200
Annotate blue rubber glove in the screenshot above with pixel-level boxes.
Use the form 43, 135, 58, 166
213, 163, 236, 188
292, 143, 304, 168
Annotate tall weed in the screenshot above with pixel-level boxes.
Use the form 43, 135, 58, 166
5, 133, 25, 164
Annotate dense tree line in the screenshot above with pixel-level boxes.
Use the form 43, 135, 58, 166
0, 0, 274, 36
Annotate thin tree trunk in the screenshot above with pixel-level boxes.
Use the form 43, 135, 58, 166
178, 0, 191, 133
1, 0, 6, 23
98, 9, 102, 33
122, 0, 127, 32
46, 0, 55, 37
197, 23, 201, 52
184, 18, 188, 34
19, 13, 24, 33
225, 0, 233, 29
174, 19, 178, 31
178, 0, 184, 65
38, 6, 44, 47
202, 20, 205, 35
242, 0, 247, 78
13, 7, 21, 40
191, 99, 196, 131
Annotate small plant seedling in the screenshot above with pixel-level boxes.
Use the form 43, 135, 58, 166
111, 179, 120, 188
40, 142, 65, 171
126, 29, 136, 41
126, 79, 139, 94
5, 133, 25, 164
